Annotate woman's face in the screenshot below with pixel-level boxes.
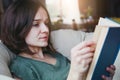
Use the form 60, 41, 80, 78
25, 7, 49, 48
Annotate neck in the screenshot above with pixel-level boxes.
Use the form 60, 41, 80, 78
29, 46, 45, 58
20, 46, 45, 59
32, 50, 45, 59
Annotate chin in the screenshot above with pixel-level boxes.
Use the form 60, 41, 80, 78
41, 43, 48, 47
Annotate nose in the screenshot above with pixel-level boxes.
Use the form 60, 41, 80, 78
40, 22, 49, 33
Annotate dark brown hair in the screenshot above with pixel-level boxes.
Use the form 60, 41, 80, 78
1, 0, 55, 54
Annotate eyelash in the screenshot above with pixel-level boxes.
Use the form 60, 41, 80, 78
33, 22, 49, 27
33, 24, 40, 27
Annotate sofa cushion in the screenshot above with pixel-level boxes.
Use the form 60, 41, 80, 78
50, 29, 93, 59
0, 41, 15, 77
0, 75, 14, 80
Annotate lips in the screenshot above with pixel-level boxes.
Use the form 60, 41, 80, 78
39, 36, 48, 41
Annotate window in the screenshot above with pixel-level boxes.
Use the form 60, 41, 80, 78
46, 0, 80, 24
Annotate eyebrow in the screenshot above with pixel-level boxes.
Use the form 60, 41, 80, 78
33, 18, 49, 22
33, 19, 41, 21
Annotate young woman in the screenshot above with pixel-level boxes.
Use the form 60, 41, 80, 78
1, 0, 115, 80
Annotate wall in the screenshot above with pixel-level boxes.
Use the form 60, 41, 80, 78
78, 0, 97, 18
78, 0, 120, 18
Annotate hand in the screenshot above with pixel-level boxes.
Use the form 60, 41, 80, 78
102, 65, 116, 80
70, 40, 96, 75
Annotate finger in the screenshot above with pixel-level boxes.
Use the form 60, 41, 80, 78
75, 52, 93, 62
82, 54, 93, 66
76, 55, 93, 66
73, 47, 95, 56
106, 67, 115, 77
79, 52, 94, 59
79, 58, 92, 68
110, 65, 116, 70
102, 75, 111, 80
73, 40, 96, 50
102, 75, 107, 80
77, 57, 93, 65
102, 75, 112, 80
84, 58, 93, 65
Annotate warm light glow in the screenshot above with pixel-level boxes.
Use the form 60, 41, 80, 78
46, 0, 81, 24
62, 0, 80, 23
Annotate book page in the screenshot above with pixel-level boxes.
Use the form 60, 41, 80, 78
98, 17, 120, 26
113, 47, 120, 80
86, 27, 109, 80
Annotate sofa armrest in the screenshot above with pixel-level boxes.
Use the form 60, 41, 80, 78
0, 41, 15, 77
0, 75, 14, 80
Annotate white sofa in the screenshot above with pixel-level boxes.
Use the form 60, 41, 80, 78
0, 29, 119, 80
51, 29, 93, 60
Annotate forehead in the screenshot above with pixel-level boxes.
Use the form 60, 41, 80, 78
34, 7, 48, 20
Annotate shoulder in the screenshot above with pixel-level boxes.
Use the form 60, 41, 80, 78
10, 56, 38, 79
10, 56, 31, 69
10, 56, 34, 73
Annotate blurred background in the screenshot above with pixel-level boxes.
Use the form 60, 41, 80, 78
45, 0, 120, 31
1, 0, 120, 32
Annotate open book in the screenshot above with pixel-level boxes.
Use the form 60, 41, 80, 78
86, 17, 120, 80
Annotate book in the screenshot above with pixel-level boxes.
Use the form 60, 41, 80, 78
97, 17, 120, 26
93, 17, 120, 42
86, 18, 120, 80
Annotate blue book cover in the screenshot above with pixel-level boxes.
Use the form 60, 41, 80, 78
86, 27, 120, 80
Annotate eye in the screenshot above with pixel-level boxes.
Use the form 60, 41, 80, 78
32, 21, 41, 27
32, 23, 40, 27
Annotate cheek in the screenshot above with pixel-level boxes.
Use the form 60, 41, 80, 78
25, 30, 37, 44
25, 35, 33, 45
